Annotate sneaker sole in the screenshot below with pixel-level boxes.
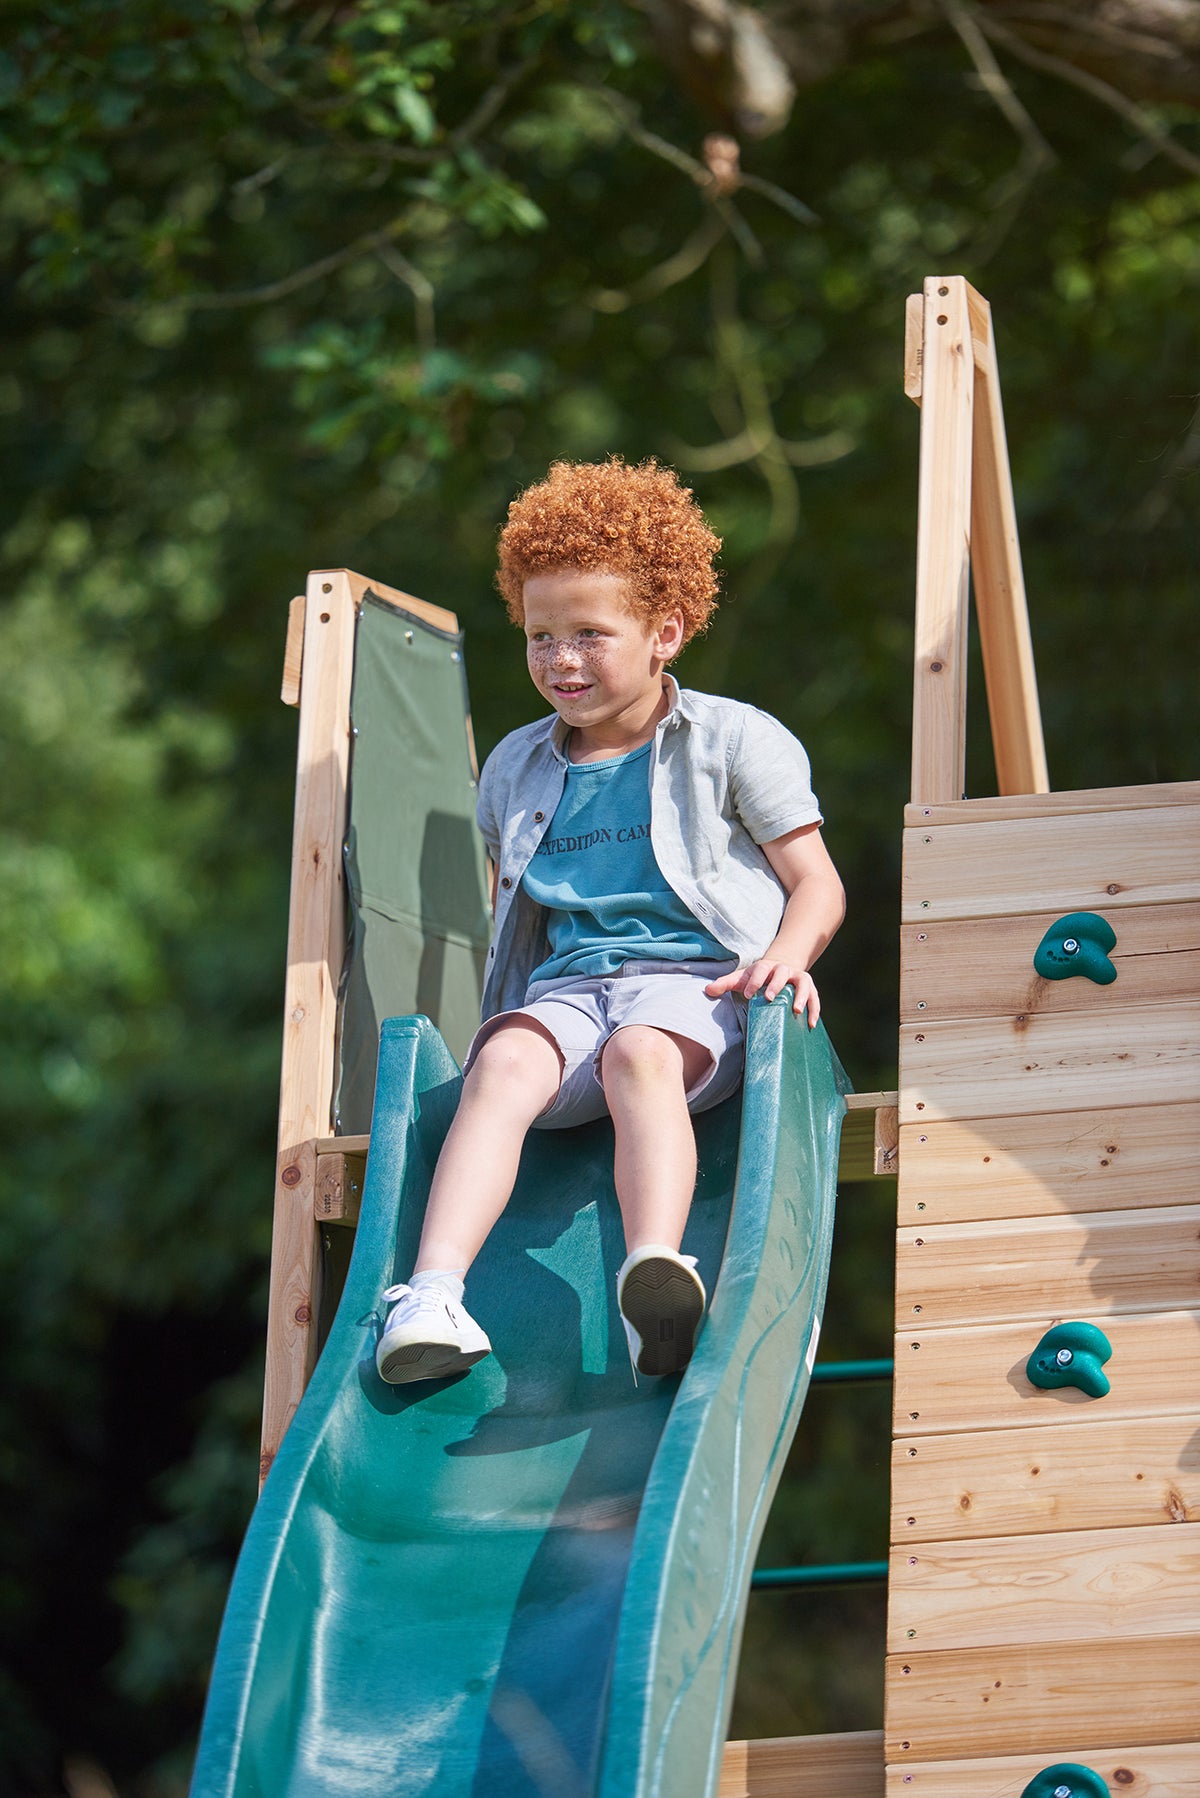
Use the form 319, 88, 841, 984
377, 1340, 490, 1385
619, 1258, 705, 1377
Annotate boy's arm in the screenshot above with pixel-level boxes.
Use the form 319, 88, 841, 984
704, 822, 845, 1028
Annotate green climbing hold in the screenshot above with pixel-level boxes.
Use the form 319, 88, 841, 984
1020, 1762, 1110, 1798
1026, 1322, 1112, 1398
1033, 912, 1117, 984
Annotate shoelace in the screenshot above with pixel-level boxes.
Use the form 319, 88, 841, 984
381, 1283, 448, 1315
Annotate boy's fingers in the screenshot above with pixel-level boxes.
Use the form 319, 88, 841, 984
790, 976, 821, 1028
763, 965, 788, 1001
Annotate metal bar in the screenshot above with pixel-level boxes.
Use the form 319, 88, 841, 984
810, 1359, 894, 1384
751, 1561, 889, 1590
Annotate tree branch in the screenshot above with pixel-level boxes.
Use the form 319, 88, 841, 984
591, 213, 727, 313
940, 0, 1056, 173
977, 11, 1200, 179
174, 213, 416, 311
377, 244, 436, 354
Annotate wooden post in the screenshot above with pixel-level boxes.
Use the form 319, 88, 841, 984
262, 569, 463, 1486
910, 277, 975, 807
965, 288, 1049, 797
261, 569, 357, 1485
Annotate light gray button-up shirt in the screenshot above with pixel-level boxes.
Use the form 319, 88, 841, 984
476, 677, 823, 1021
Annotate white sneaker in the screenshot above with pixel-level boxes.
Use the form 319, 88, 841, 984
616, 1246, 706, 1379
376, 1282, 491, 1384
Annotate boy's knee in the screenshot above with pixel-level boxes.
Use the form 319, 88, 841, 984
469, 1020, 563, 1086
600, 1024, 684, 1086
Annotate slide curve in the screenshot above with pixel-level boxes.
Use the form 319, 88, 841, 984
191, 994, 846, 1798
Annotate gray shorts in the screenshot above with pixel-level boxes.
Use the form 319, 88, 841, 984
464, 959, 746, 1130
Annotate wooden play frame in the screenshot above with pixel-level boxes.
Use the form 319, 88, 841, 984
256, 280, 1199, 1792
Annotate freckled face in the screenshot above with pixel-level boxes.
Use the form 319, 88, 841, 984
522, 570, 683, 740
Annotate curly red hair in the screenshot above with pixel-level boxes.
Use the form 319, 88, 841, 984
496, 458, 720, 644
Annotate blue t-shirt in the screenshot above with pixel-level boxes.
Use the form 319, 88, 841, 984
522, 741, 728, 985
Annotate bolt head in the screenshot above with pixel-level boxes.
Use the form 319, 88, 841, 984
1055, 1347, 1074, 1366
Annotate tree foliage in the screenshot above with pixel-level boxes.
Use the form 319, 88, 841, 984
1, 1, 1197, 1788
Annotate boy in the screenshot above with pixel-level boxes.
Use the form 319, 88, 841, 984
377, 458, 844, 1384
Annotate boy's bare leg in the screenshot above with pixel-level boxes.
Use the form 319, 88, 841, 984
413, 1019, 563, 1274
599, 1025, 711, 1253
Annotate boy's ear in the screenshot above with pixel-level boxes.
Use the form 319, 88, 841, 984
654, 610, 686, 662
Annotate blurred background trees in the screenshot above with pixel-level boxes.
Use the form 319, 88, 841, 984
1, 1, 1196, 1790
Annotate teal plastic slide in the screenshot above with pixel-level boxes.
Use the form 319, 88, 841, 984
191, 995, 846, 1798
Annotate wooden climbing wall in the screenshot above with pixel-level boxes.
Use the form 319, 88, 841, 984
884, 780, 1200, 1795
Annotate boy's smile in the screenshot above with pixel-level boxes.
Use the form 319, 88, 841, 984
523, 569, 684, 761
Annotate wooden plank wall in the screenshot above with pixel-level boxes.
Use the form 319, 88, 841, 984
885, 783, 1200, 1796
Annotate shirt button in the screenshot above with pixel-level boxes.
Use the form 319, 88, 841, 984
500, 876, 512, 888
534, 811, 545, 822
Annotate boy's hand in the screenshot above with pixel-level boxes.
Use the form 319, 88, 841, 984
705, 963, 821, 1028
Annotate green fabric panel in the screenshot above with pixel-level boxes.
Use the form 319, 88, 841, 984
335, 592, 491, 1131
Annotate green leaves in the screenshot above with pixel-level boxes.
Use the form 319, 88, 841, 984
4, 0, 1200, 1786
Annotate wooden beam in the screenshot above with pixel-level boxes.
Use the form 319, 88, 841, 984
281, 595, 304, 707
315, 1151, 365, 1226
896, 1102, 1200, 1226
904, 294, 923, 404
261, 571, 357, 1486
964, 286, 1049, 798
898, 1000, 1200, 1125
887, 1739, 1200, 1797
895, 1202, 1200, 1327
904, 778, 1200, 827
893, 1307, 1200, 1437
332, 566, 459, 635
891, 1414, 1200, 1542
315, 1132, 369, 1156
902, 804, 1200, 923
720, 1731, 884, 1797
318, 1105, 900, 1188
842, 1092, 900, 1180
888, 1520, 1200, 1652
911, 276, 975, 807
884, 1633, 1200, 1758
900, 901, 1200, 1024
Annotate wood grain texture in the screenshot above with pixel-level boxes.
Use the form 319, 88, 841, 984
841, 1092, 900, 1181
900, 902, 1200, 1023
893, 1307, 1200, 1436
896, 1103, 1200, 1226
314, 1151, 365, 1225
316, 1118, 899, 1186
902, 805, 1200, 923
720, 1731, 884, 1797
887, 1521, 1200, 1651
261, 571, 358, 1484
965, 285, 1048, 799
891, 1414, 1200, 1542
910, 275, 974, 808
895, 1204, 1200, 1327
281, 594, 304, 707
899, 1002, 1200, 1125
904, 293, 923, 403
904, 780, 1200, 829
334, 566, 460, 635
884, 1634, 1200, 1758
886, 1741, 1200, 1798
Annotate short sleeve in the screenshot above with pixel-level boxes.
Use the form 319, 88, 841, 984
727, 706, 823, 844
475, 752, 502, 861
